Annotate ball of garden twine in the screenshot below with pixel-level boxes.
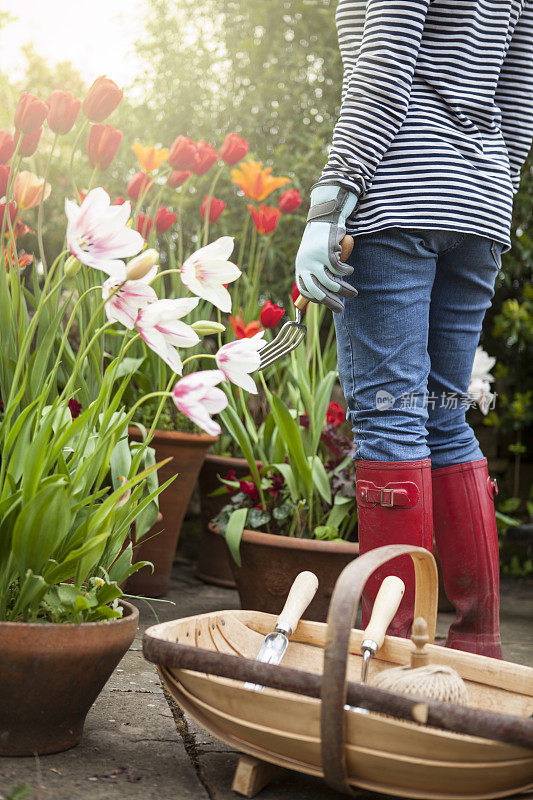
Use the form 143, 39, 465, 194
371, 663, 469, 705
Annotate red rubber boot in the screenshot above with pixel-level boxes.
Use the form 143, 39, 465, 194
432, 458, 503, 659
355, 459, 433, 638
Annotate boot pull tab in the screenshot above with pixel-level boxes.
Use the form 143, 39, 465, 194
487, 476, 498, 501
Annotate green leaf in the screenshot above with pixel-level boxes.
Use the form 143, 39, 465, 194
326, 494, 353, 529
11, 483, 72, 575
272, 502, 292, 520
271, 463, 299, 503
247, 507, 271, 528
224, 507, 248, 567
311, 456, 331, 504
269, 395, 313, 495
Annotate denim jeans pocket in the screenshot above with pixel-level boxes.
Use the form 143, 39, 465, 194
490, 240, 503, 269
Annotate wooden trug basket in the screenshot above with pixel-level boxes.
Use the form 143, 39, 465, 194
143, 544, 533, 799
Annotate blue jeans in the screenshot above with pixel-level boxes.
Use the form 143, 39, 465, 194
334, 228, 502, 468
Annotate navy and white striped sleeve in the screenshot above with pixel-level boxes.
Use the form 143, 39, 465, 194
494, 2, 533, 193
317, 0, 431, 197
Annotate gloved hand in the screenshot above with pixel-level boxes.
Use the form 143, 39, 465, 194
295, 182, 358, 313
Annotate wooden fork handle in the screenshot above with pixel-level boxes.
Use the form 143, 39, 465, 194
294, 234, 354, 311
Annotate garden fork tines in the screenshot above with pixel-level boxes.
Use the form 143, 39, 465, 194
257, 234, 354, 371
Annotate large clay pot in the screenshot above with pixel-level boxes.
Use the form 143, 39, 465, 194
0, 600, 138, 756
196, 454, 255, 587
211, 524, 358, 622
128, 428, 218, 596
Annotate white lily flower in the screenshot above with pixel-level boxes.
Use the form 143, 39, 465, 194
172, 370, 228, 436
468, 346, 496, 415
215, 330, 265, 394
102, 276, 157, 330
180, 236, 241, 313
136, 297, 200, 374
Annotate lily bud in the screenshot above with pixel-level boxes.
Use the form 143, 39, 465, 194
125, 248, 158, 281
64, 255, 82, 277
191, 319, 226, 336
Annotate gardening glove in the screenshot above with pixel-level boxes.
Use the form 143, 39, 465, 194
295, 182, 358, 313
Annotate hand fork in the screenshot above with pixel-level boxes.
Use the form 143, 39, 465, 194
257, 235, 354, 370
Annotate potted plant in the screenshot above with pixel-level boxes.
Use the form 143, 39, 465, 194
210, 344, 359, 622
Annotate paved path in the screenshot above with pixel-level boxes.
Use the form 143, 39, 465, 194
1, 564, 531, 800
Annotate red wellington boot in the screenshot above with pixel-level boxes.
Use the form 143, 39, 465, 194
432, 458, 503, 659
355, 459, 433, 638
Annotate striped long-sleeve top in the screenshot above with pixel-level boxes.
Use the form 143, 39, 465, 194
317, 0, 533, 249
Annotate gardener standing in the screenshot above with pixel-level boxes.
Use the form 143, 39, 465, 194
295, 0, 533, 658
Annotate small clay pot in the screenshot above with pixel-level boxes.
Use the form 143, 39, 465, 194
0, 600, 138, 756
128, 428, 218, 596
196, 454, 257, 587
210, 524, 358, 622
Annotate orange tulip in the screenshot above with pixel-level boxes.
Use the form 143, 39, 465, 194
14, 92, 48, 135
14, 127, 42, 158
132, 142, 169, 173
82, 76, 123, 123
230, 314, 262, 340
247, 203, 281, 234
87, 124, 123, 171
13, 171, 51, 210
47, 90, 81, 135
4, 243, 33, 272
231, 159, 290, 202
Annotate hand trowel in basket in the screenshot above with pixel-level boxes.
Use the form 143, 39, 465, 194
256, 235, 354, 370
245, 571, 319, 692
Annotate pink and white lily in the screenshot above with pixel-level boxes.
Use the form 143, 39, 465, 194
136, 297, 200, 374
215, 330, 265, 394
180, 236, 241, 313
468, 346, 496, 415
102, 276, 157, 329
65, 187, 144, 278
172, 370, 228, 436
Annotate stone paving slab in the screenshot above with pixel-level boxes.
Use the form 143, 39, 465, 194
1, 562, 531, 800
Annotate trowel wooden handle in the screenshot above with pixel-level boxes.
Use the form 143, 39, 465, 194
362, 575, 405, 649
294, 234, 354, 311
277, 572, 319, 634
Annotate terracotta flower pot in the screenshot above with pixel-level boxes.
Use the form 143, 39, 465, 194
196, 454, 255, 587
210, 524, 358, 622
0, 600, 138, 756
128, 428, 218, 596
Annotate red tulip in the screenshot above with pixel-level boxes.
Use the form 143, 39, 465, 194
14, 219, 34, 238
291, 281, 307, 312
14, 92, 48, 135
14, 128, 42, 157
260, 300, 285, 328
278, 189, 302, 214
247, 203, 281, 234
220, 133, 249, 166
168, 135, 197, 170
167, 169, 191, 188
47, 90, 81, 135
326, 401, 344, 427
200, 194, 226, 223
86, 124, 122, 171
0, 165, 11, 198
0, 201, 17, 228
230, 314, 262, 340
192, 140, 218, 175
0, 130, 14, 164
127, 171, 153, 201
155, 205, 177, 233
136, 213, 153, 238
82, 76, 123, 123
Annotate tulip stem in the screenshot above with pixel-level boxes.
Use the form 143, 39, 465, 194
175, 176, 191, 288
181, 353, 217, 371
69, 118, 89, 200
87, 164, 99, 193
202, 163, 225, 247
37, 132, 58, 275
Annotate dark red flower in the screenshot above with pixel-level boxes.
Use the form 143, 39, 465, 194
266, 472, 285, 499
0, 165, 11, 198
260, 300, 285, 328
220, 133, 249, 166
326, 401, 344, 427
82, 76, 123, 123
225, 469, 237, 481
127, 171, 153, 201
14, 92, 48, 135
68, 398, 82, 418
278, 188, 302, 214
86, 124, 122, 171
136, 213, 153, 238
155, 205, 177, 233
168, 135, 197, 171
200, 194, 226, 223
168, 169, 191, 188
192, 140, 218, 175
14, 127, 42, 157
299, 412, 310, 428
239, 479, 260, 504
47, 90, 81, 135
0, 130, 14, 164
